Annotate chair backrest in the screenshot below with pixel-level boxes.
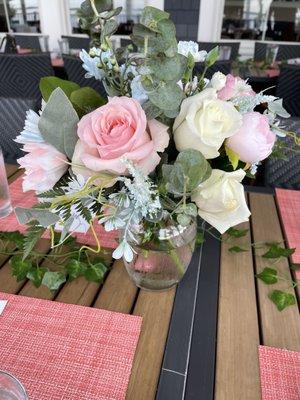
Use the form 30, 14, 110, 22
0, 54, 53, 101
63, 55, 107, 99
265, 120, 300, 190
13, 35, 41, 52
0, 97, 39, 164
276, 44, 300, 61
194, 61, 231, 79
197, 42, 240, 61
61, 35, 90, 52
254, 42, 267, 61
276, 65, 300, 117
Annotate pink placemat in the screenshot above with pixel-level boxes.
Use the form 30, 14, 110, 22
0, 292, 142, 400
276, 189, 300, 279
259, 345, 300, 400
1, 176, 118, 249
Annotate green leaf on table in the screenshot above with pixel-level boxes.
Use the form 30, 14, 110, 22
256, 267, 278, 284
225, 145, 239, 170
0, 231, 25, 248
42, 271, 66, 291
84, 261, 107, 282
269, 290, 296, 311
70, 87, 106, 115
26, 267, 48, 288
22, 221, 46, 260
39, 77, 80, 102
10, 256, 32, 281
38, 88, 79, 160
15, 207, 60, 228
228, 246, 248, 253
226, 227, 249, 238
66, 259, 87, 281
140, 6, 169, 32
262, 244, 295, 259
205, 46, 219, 67
290, 263, 300, 271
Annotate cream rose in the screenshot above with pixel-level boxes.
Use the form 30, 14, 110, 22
191, 169, 251, 234
173, 88, 242, 159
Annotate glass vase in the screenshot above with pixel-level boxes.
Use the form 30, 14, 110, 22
123, 219, 197, 291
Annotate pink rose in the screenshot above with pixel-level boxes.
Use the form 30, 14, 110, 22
226, 112, 276, 164
18, 143, 68, 193
72, 97, 169, 178
218, 74, 255, 101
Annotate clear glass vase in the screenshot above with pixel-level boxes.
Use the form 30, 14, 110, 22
123, 219, 197, 291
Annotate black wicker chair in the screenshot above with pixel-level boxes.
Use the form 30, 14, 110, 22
276, 44, 300, 61
197, 42, 240, 61
0, 97, 39, 164
63, 55, 107, 99
0, 53, 54, 101
61, 36, 90, 52
276, 65, 300, 118
13, 35, 42, 52
265, 118, 300, 190
254, 42, 268, 61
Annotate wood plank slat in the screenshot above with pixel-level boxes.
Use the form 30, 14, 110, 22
5, 164, 19, 179
215, 222, 261, 400
249, 193, 300, 351
126, 288, 176, 400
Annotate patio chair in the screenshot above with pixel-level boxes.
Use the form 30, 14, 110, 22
0, 53, 54, 101
276, 44, 300, 61
13, 35, 42, 52
61, 35, 90, 52
0, 97, 39, 164
276, 65, 300, 117
264, 119, 300, 190
197, 42, 240, 61
254, 42, 267, 61
63, 55, 107, 99
194, 61, 231, 79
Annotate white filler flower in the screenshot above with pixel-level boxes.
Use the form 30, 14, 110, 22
178, 41, 207, 62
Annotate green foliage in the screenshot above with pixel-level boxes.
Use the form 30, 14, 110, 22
256, 267, 278, 284
66, 259, 86, 281
205, 46, 219, 67
84, 261, 107, 282
10, 256, 32, 281
38, 88, 79, 160
226, 227, 249, 238
39, 77, 80, 102
269, 290, 296, 311
70, 87, 106, 115
225, 146, 239, 170
15, 207, 60, 229
163, 149, 212, 195
140, 6, 169, 32
196, 231, 205, 246
26, 267, 47, 288
262, 243, 295, 259
0, 231, 24, 247
228, 246, 248, 253
42, 271, 67, 291
22, 221, 46, 260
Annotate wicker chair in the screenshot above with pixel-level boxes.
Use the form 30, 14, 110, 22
265, 118, 300, 190
0, 53, 54, 101
63, 55, 107, 99
194, 61, 231, 79
61, 36, 90, 52
276, 65, 300, 118
0, 97, 39, 164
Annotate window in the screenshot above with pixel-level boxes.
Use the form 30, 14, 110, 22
0, 0, 40, 32
69, 0, 83, 34
222, 0, 300, 42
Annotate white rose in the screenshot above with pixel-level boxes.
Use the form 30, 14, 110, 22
178, 41, 207, 62
210, 72, 226, 90
173, 88, 243, 159
191, 169, 251, 234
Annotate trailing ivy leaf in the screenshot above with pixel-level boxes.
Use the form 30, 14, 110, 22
228, 246, 248, 253
70, 87, 106, 115
140, 6, 169, 32
290, 263, 300, 271
39, 77, 80, 102
10, 256, 32, 281
84, 262, 107, 282
226, 227, 249, 238
42, 271, 66, 291
225, 145, 239, 170
0, 231, 25, 248
26, 267, 48, 288
269, 290, 296, 311
262, 244, 295, 259
38, 88, 79, 160
66, 259, 87, 281
205, 46, 219, 67
23, 221, 46, 260
256, 267, 278, 284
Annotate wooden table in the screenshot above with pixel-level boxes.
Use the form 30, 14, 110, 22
2, 165, 300, 400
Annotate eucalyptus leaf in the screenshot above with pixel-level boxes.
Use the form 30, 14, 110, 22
15, 207, 60, 228
148, 53, 187, 82
148, 81, 184, 111
101, 6, 122, 19
142, 101, 161, 119
140, 6, 169, 32
39, 77, 80, 102
38, 88, 79, 160
101, 19, 118, 39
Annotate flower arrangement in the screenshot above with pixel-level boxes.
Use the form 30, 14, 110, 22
7, 1, 299, 291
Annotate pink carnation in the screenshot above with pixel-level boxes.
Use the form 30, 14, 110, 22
226, 112, 276, 164
218, 74, 255, 101
18, 143, 68, 193
72, 97, 169, 179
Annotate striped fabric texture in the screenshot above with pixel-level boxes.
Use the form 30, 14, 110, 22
0, 292, 142, 400
2, 176, 118, 249
259, 346, 300, 400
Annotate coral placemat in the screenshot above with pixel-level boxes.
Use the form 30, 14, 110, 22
276, 189, 300, 279
0, 292, 142, 400
1, 176, 118, 249
259, 345, 300, 400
